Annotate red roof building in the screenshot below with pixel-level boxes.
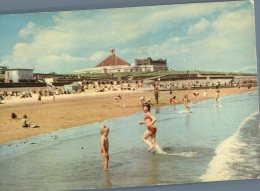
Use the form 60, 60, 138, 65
73, 48, 168, 74
96, 48, 130, 67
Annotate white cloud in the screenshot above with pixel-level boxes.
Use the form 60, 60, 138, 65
123, 6, 256, 72
89, 51, 107, 62
19, 22, 40, 38
188, 18, 211, 35
39, 54, 88, 63
0, 0, 255, 73
18, 1, 243, 52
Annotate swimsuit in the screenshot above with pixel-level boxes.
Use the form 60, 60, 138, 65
147, 126, 157, 135
170, 98, 175, 104
144, 114, 157, 135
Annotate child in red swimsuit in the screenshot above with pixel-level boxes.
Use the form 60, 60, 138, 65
139, 103, 158, 151
170, 95, 177, 106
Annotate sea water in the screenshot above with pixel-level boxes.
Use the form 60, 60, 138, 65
0, 91, 259, 191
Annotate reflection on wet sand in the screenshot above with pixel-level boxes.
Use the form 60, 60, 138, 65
103, 171, 113, 188
147, 154, 160, 184
184, 112, 190, 129
155, 108, 160, 114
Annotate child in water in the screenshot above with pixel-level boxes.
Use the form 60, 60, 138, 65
139, 103, 159, 151
169, 95, 177, 104
215, 89, 221, 107
203, 90, 207, 98
100, 126, 109, 171
183, 94, 190, 111
193, 92, 199, 104
169, 95, 177, 109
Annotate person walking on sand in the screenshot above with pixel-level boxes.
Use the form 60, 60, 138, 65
100, 126, 109, 171
169, 84, 173, 95
139, 103, 159, 151
153, 84, 159, 104
38, 94, 42, 102
114, 95, 122, 106
53, 93, 56, 102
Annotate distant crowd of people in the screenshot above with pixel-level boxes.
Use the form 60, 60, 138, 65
159, 79, 257, 91
0, 77, 256, 103
84, 82, 142, 92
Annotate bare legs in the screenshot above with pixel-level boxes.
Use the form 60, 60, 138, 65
102, 152, 109, 171
142, 130, 157, 151
104, 158, 108, 171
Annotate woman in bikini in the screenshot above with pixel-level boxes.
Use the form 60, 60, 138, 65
139, 103, 158, 151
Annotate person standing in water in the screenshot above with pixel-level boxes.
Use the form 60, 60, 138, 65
100, 126, 109, 171
153, 84, 159, 104
214, 89, 221, 107
139, 103, 159, 151
193, 92, 199, 104
183, 94, 190, 111
203, 89, 207, 98
169, 95, 177, 109
203, 89, 208, 104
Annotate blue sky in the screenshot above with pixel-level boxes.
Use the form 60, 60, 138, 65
0, 0, 257, 74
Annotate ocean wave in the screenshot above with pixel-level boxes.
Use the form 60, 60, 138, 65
200, 112, 260, 181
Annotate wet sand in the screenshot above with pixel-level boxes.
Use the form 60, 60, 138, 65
0, 87, 257, 144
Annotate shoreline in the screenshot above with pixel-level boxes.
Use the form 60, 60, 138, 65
0, 87, 257, 144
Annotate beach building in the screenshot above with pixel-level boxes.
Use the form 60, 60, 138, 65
74, 49, 131, 74
44, 78, 55, 85
73, 48, 168, 74
0, 66, 8, 82
0, 66, 8, 74
5, 68, 34, 83
135, 57, 168, 72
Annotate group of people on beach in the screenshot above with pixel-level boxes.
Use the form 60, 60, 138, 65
100, 87, 223, 171
11, 112, 39, 128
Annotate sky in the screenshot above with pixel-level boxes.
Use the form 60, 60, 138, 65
0, 0, 257, 74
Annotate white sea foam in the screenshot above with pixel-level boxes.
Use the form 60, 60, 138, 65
200, 112, 259, 181
166, 151, 197, 157
155, 145, 197, 157
178, 110, 191, 114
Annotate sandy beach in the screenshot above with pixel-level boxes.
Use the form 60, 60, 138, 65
0, 87, 257, 144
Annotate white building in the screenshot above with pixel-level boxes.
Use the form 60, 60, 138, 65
73, 49, 168, 74
5, 68, 34, 83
